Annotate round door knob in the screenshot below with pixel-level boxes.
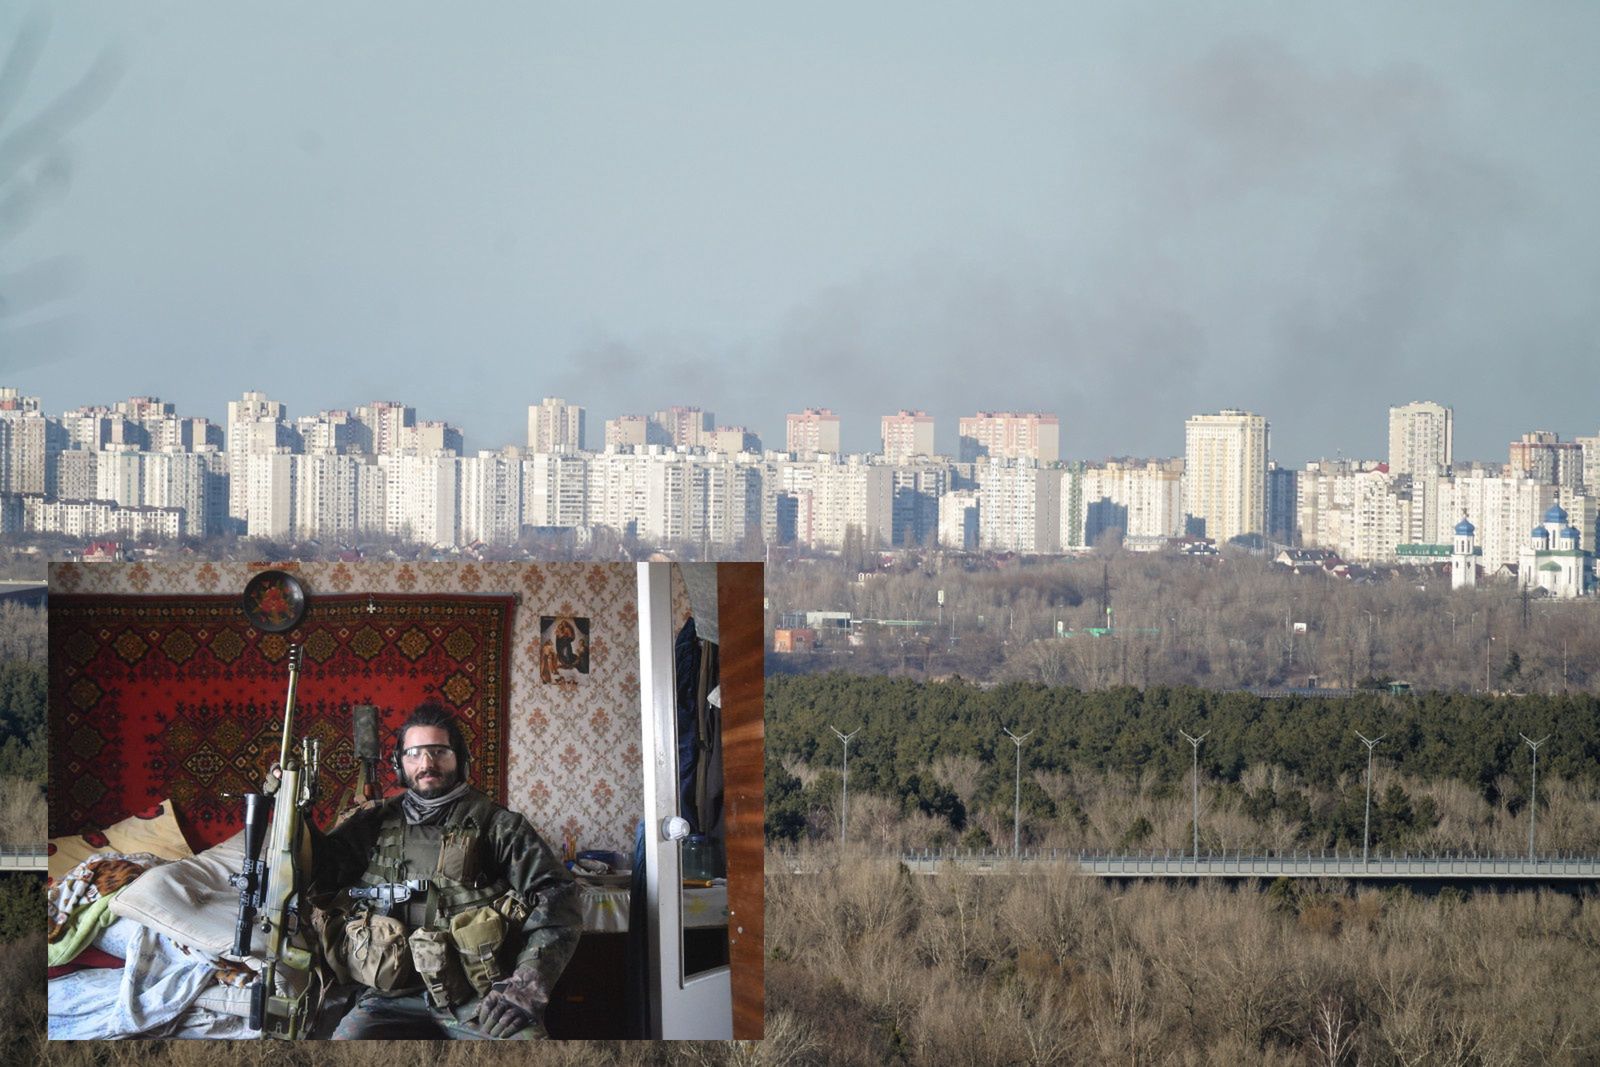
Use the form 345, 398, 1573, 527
661, 816, 691, 842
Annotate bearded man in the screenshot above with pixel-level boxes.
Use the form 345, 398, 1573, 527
310, 702, 581, 1039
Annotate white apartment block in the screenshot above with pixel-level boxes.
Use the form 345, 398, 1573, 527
978, 459, 1061, 553
93, 447, 143, 512
772, 457, 892, 550
246, 449, 296, 539
1508, 431, 1584, 492
651, 406, 714, 449
139, 450, 212, 537
881, 411, 935, 464
1295, 461, 1412, 563
226, 392, 293, 524
959, 412, 1060, 464
938, 489, 980, 551
403, 420, 463, 455
1387, 401, 1453, 476
458, 451, 523, 545
55, 451, 98, 501
1184, 410, 1268, 544
59, 407, 114, 451
786, 408, 840, 455
526, 398, 585, 453
587, 451, 654, 534
0, 409, 51, 495
1078, 459, 1185, 545
708, 427, 761, 455
297, 410, 361, 455
379, 452, 459, 545
292, 452, 384, 542
604, 415, 652, 451
521, 453, 588, 528
23, 496, 181, 540
356, 401, 415, 456
1434, 470, 1557, 573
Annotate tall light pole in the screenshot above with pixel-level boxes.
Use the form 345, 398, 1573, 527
1003, 727, 1033, 857
1179, 729, 1208, 857
1521, 733, 1550, 860
1356, 732, 1385, 864
829, 725, 860, 846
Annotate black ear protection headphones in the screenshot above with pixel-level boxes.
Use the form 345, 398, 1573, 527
388, 722, 472, 787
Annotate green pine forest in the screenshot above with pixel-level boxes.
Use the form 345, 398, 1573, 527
764, 674, 1600, 852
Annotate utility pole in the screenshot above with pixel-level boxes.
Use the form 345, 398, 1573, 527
1179, 729, 1208, 857
1356, 732, 1385, 864
1521, 733, 1550, 860
1003, 727, 1034, 858
829, 725, 860, 846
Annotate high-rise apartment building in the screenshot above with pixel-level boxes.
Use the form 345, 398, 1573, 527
709, 427, 761, 455
786, 408, 841, 455
603, 415, 652, 451
1508, 431, 1583, 492
226, 391, 292, 524
977, 459, 1061, 553
650, 406, 714, 449
1387, 401, 1453, 476
0, 407, 52, 496
297, 410, 361, 455
1078, 459, 1185, 546
526, 397, 585, 453
1183, 409, 1268, 544
404, 420, 464, 455
1295, 460, 1412, 563
958, 412, 1060, 464
880, 410, 935, 464
355, 401, 415, 455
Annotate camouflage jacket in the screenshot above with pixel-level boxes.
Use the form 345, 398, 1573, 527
310, 786, 582, 992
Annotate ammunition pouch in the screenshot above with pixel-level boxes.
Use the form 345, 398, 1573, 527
344, 909, 414, 992
449, 905, 508, 997
408, 926, 475, 1009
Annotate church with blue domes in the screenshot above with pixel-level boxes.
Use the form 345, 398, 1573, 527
1515, 503, 1594, 598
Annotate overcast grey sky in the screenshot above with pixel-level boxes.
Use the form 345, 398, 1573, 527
2, 2, 1596, 463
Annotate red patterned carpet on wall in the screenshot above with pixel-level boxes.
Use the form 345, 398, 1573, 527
50, 594, 515, 848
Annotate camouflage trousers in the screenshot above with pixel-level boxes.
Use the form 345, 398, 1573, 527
330, 988, 545, 1040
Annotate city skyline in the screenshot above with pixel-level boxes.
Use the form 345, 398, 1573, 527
5, 383, 1600, 471
3, 5, 1598, 465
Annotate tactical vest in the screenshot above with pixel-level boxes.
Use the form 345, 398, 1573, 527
358, 790, 512, 930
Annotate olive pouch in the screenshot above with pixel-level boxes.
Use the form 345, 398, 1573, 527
408, 926, 474, 1008
435, 828, 480, 884
448, 905, 507, 996
345, 910, 415, 992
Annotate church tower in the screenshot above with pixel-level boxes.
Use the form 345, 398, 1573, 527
1451, 514, 1477, 591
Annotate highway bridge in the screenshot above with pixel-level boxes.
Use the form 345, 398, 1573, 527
0, 846, 46, 872
899, 847, 1600, 884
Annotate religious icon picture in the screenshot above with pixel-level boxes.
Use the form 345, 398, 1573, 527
539, 615, 590, 684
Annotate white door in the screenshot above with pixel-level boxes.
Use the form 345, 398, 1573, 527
637, 563, 732, 1039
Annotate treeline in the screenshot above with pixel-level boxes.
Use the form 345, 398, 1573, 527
0, 660, 44, 785
765, 550, 1600, 693
765, 674, 1600, 850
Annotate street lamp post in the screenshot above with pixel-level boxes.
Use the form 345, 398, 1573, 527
829, 725, 860, 846
1179, 729, 1208, 857
1356, 732, 1385, 864
1521, 733, 1550, 860
1003, 727, 1034, 857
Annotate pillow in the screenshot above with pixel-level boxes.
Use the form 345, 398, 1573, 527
106, 830, 249, 956
48, 801, 194, 883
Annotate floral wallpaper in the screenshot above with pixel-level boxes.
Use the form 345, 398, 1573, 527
48, 561, 678, 855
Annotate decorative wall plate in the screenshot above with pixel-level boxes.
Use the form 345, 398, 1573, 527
241, 570, 308, 632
